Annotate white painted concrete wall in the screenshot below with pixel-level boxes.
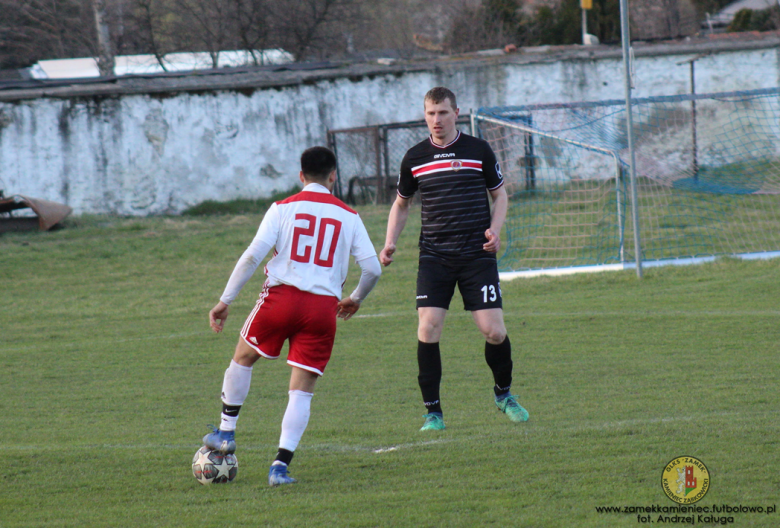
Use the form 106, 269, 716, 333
0, 46, 777, 215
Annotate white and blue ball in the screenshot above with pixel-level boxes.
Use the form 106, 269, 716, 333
192, 446, 238, 485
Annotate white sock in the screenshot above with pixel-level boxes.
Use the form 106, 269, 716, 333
278, 390, 313, 452
220, 414, 238, 432
219, 360, 253, 431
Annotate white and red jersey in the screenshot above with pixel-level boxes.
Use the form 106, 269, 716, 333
220, 183, 377, 304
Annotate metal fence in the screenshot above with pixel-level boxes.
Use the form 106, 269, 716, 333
328, 116, 473, 205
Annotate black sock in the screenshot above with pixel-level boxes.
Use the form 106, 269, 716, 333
274, 448, 294, 466
485, 336, 513, 397
417, 340, 442, 414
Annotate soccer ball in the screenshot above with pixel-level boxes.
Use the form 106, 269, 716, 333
192, 446, 238, 485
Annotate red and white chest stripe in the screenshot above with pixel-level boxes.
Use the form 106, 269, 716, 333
411, 159, 483, 178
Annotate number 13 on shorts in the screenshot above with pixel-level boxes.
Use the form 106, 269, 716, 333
481, 283, 501, 303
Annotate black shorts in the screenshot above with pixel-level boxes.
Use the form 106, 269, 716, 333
416, 256, 503, 311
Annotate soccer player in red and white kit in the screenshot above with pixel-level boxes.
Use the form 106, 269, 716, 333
203, 146, 381, 486
380, 87, 529, 431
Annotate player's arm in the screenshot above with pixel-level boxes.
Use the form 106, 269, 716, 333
337, 255, 382, 320
381, 155, 416, 266
209, 242, 272, 332
380, 195, 411, 266
484, 185, 508, 253
209, 206, 278, 332
482, 141, 507, 253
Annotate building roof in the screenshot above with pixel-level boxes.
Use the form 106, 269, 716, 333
1, 30, 779, 103
707, 0, 778, 27
29, 50, 293, 80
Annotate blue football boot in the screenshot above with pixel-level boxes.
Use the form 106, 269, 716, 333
202, 426, 236, 455
268, 463, 297, 486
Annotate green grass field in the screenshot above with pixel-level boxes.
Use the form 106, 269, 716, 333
1, 204, 779, 527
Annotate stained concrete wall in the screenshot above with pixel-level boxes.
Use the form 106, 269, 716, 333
0, 38, 778, 215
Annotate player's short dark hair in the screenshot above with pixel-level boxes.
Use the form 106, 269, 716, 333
424, 87, 457, 110
300, 146, 337, 182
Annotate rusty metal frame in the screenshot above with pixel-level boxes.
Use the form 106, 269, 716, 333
0, 194, 72, 233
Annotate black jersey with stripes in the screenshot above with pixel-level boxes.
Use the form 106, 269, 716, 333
398, 131, 504, 259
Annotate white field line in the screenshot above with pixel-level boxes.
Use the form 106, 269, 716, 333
352, 312, 405, 318
4, 411, 764, 453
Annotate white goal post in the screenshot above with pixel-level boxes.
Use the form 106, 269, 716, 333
473, 88, 780, 280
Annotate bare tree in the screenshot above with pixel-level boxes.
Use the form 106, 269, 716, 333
445, 0, 523, 54
631, 0, 698, 40
0, 1, 35, 67
230, 0, 273, 65
93, 0, 115, 76
173, 0, 234, 67
271, 0, 364, 61
126, 0, 275, 69
125, 0, 177, 70
351, 0, 414, 55
0, 0, 96, 68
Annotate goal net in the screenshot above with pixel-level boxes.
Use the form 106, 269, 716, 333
474, 88, 780, 278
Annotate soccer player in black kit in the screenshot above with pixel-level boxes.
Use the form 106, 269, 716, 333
380, 86, 529, 430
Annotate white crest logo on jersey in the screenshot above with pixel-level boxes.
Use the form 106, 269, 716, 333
496, 162, 503, 179
451, 160, 462, 172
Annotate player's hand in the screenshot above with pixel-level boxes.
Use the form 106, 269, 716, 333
336, 297, 360, 320
483, 229, 501, 253
379, 243, 396, 266
209, 301, 230, 333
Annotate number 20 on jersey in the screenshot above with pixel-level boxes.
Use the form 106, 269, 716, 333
291, 213, 342, 268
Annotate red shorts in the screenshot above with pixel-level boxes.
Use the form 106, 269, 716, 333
240, 283, 338, 376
